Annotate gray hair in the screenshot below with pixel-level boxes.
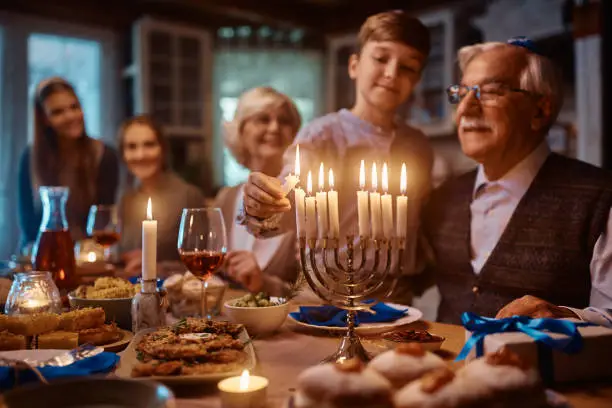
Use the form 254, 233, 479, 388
223, 86, 301, 168
457, 42, 564, 133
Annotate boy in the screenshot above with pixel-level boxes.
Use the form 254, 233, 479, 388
235, 11, 434, 300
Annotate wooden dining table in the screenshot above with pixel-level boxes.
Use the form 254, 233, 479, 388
149, 289, 612, 408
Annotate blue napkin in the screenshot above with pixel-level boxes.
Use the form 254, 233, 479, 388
0, 352, 119, 390
290, 303, 409, 327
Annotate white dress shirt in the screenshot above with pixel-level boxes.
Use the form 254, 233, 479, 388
470, 142, 612, 327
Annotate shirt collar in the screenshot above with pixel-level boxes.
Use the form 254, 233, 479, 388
473, 141, 551, 200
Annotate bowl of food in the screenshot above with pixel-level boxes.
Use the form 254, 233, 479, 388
224, 292, 289, 336
382, 329, 446, 351
163, 273, 227, 318
68, 277, 140, 330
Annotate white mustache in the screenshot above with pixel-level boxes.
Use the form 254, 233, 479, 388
459, 117, 493, 131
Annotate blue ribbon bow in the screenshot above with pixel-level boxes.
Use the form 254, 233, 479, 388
456, 312, 590, 362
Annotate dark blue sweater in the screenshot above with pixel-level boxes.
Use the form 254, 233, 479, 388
17, 145, 120, 249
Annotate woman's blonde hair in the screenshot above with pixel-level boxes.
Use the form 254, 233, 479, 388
224, 87, 301, 168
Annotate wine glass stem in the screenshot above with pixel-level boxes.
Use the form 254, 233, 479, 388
200, 281, 210, 321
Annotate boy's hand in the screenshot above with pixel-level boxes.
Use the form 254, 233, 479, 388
243, 172, 291, 218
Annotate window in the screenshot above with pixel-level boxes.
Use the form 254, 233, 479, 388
28, 33, 102, 138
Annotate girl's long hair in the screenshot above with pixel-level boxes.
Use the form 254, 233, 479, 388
32, 77, 98, 209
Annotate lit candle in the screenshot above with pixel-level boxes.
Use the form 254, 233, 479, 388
328, 169, 340, 238
396, 163, 408, 239
293, 146, 307, 238
356, 160, 370, 237
87, 252, 97, 263
142, 197, 157, 280
282, 145, 300, 195
315, 163, 329, 239
305, 171, 317, 240
218, 369, 269, 408
369, 163, 382, 239
381, 163, 394, 240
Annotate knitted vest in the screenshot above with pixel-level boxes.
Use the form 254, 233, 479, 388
424, 154, 612, 324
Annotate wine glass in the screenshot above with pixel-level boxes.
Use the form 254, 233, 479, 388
86, 205, 120, 265
177, 208, 228, 320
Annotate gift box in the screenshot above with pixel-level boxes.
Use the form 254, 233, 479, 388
458, 312, 612, 384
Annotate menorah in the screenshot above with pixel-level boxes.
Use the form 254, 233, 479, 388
286, 151, 409, 363
298, 235, 404, 363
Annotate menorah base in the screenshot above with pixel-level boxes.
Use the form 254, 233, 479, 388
322, 332, 371, 363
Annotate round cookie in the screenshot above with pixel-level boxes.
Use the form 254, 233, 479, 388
295, 359, 393, 408
369, 343, 446, 388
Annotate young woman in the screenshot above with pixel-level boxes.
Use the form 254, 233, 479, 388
216, 86, 301, 296
18, 77, 119, 249
117, 115, 205, 276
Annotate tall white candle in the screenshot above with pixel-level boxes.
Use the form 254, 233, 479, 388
328, 168, 340, 239
305, 171, 317, 240
396, 163, 408, 239
370, 163, 382, 239
381, 162, 394, 240
315, 163, 329, 239
357, 160, 370, 237
142, 197, 157, 280
292, 145, 306, 238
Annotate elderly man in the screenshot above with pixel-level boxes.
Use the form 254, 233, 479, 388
423, 38, 612, 326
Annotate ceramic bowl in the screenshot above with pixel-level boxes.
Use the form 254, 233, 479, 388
224, 297, 289, 336
68, 293, 133, 330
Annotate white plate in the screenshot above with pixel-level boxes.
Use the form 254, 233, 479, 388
115, 326, 256, 384
287, 303, 423, 335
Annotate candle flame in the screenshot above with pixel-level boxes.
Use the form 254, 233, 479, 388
87, 252, 97, 263
146, 197, 153, 220
307, 171, 313, 195
382, 162, 389, 194
400, 163, 407, 195
329, 168, 335, 190
239, 369, 250, 391
372, 163, 378, 191
359, 160, 365, 190
318, 163, 325, 191
295, 145, 300, 178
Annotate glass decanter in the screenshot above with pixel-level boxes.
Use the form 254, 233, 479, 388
31, 186, 77, 291
4, 271, 62, 315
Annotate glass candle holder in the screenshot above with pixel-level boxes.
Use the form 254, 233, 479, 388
4, 271, 62, 315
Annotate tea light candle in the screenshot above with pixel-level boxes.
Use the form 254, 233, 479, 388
20, 298, 50, 314
356, 160, 370, 237
142, 197, 157, 280
218, 369, 269, 408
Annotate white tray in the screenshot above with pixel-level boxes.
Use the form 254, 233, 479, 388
115, 326, 256, 384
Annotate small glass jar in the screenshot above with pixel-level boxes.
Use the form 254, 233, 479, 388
4, 271, 62, 315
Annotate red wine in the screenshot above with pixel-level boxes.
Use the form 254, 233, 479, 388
180, 251, 225, 280
33, 230, 76, 290
92, 231, 121, 247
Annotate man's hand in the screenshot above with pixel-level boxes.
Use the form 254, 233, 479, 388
243, 172, 291, 218
496, 295, 579, 319
226, 250, 264, 293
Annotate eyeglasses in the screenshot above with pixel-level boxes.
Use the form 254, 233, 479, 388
446, 83, 540, 105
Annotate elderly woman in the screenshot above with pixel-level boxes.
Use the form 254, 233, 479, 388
216, 87, 301, 296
